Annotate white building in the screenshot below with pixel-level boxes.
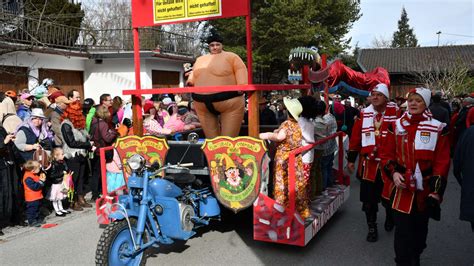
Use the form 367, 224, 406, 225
1, 2, 195, 102
0, 50, 190, 102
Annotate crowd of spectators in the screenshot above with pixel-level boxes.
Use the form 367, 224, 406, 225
0, 83, 206, 233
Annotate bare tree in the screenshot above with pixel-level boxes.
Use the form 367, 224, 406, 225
79, 0, 132, 48
164, 22, 204, 56
371, 35, 392, 48
414, 59, 474, 97
1, 0, 84, 56
80, 0, 199, 55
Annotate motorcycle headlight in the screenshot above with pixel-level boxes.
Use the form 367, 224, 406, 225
128, 154, 145, 171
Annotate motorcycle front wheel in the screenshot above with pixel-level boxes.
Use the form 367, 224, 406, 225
95, 218, 147, 266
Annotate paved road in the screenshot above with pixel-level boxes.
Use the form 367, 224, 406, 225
1, 170, 473, 265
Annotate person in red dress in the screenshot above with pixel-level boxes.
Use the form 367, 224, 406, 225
381, 87, 450, 265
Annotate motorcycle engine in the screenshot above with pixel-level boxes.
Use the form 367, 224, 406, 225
178, 203, 195, 232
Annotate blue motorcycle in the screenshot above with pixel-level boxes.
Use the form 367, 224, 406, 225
95, 134, 221, 265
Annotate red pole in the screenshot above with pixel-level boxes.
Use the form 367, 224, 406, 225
246, 0, 253, 84
337, 132, 345, 185
246, 0, 259, 138
132, 27, 143, 136
322, 54, 329, 113
99, 147, 109, 197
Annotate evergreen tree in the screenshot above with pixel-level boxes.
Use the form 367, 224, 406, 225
341, 42, 361, 71
391, 8, 418, 48
203, 0, 361, 83
24, 0, 84, 27
23, 0, 84, 46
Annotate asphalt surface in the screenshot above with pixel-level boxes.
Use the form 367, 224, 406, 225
1, 168, 473, 265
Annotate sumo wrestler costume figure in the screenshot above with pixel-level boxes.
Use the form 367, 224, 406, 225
186, 30, 248, 138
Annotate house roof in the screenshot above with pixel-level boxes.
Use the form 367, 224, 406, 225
357, 45, 474, 74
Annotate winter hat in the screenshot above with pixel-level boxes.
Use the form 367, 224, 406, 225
48, 90, 65, 103
143, 101, 155, 115
283, 97, 303, 120
206, 29, 223, 44
150, 94, 161, 102
162, 97, 173, 106
123, 118, 132, 128
372, 83, 390, 99
5, 90, 17, 98
178, 107, 188, 115
42, 78, 54, 87
409, 87, 431, 106
83, 98, 94, 107
463, 96, 474, 106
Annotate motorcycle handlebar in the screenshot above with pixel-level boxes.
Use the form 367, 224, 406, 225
148, 162, 194, 177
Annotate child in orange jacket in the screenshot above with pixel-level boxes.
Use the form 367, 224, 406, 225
23, 160, 46, 227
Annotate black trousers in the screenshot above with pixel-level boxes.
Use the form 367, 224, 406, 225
360, 172, 384, 205
393, 207, 430, 265
66, 155, 86, 196
90, 156, 102, 199
360, 170, 393, 226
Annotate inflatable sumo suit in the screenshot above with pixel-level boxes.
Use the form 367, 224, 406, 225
186, 31, 247, 138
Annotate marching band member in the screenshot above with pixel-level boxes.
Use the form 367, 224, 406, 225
381, 88, 450, 265
347, 83, 398, 242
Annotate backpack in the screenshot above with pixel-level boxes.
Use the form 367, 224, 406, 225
1, 113, 15, 124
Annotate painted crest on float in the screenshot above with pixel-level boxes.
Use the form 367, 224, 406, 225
114, 136, 169, 181
201, 136, 268, 212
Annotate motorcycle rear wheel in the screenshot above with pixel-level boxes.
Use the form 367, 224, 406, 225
95, 218, 147, 266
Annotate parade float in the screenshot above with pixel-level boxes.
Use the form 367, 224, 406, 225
94, 2, 391, 263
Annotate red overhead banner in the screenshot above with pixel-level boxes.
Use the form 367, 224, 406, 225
132, 0, 249, 27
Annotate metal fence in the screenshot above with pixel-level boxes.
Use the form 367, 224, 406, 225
0, 1, 23, 15
0, 10, 196, 56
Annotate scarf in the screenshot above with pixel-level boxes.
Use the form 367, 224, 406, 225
395, 109, 434, 135
361, 102, 398, 148
395, 109, 444, 191
16, 117, 53, 139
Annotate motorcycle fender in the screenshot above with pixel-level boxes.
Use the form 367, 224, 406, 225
199, 195, 221, 217
109, 209, 139, 220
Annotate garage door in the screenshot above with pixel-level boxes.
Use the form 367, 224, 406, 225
0, 66, 28, 93
39, 69, 84, 100
152, 70, 180, 88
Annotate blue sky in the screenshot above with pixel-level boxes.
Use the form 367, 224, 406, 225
347, 0, 474, 48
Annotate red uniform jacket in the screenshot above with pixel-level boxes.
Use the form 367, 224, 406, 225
380, 114, 450, 214
348, 103, 398, 199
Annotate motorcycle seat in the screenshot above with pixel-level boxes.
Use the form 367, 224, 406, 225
163, 173, 196, 184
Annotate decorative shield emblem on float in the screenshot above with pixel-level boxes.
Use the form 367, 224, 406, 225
420, 132, 430, 144
202, 136, 268, 213
114, 136, 169, 181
